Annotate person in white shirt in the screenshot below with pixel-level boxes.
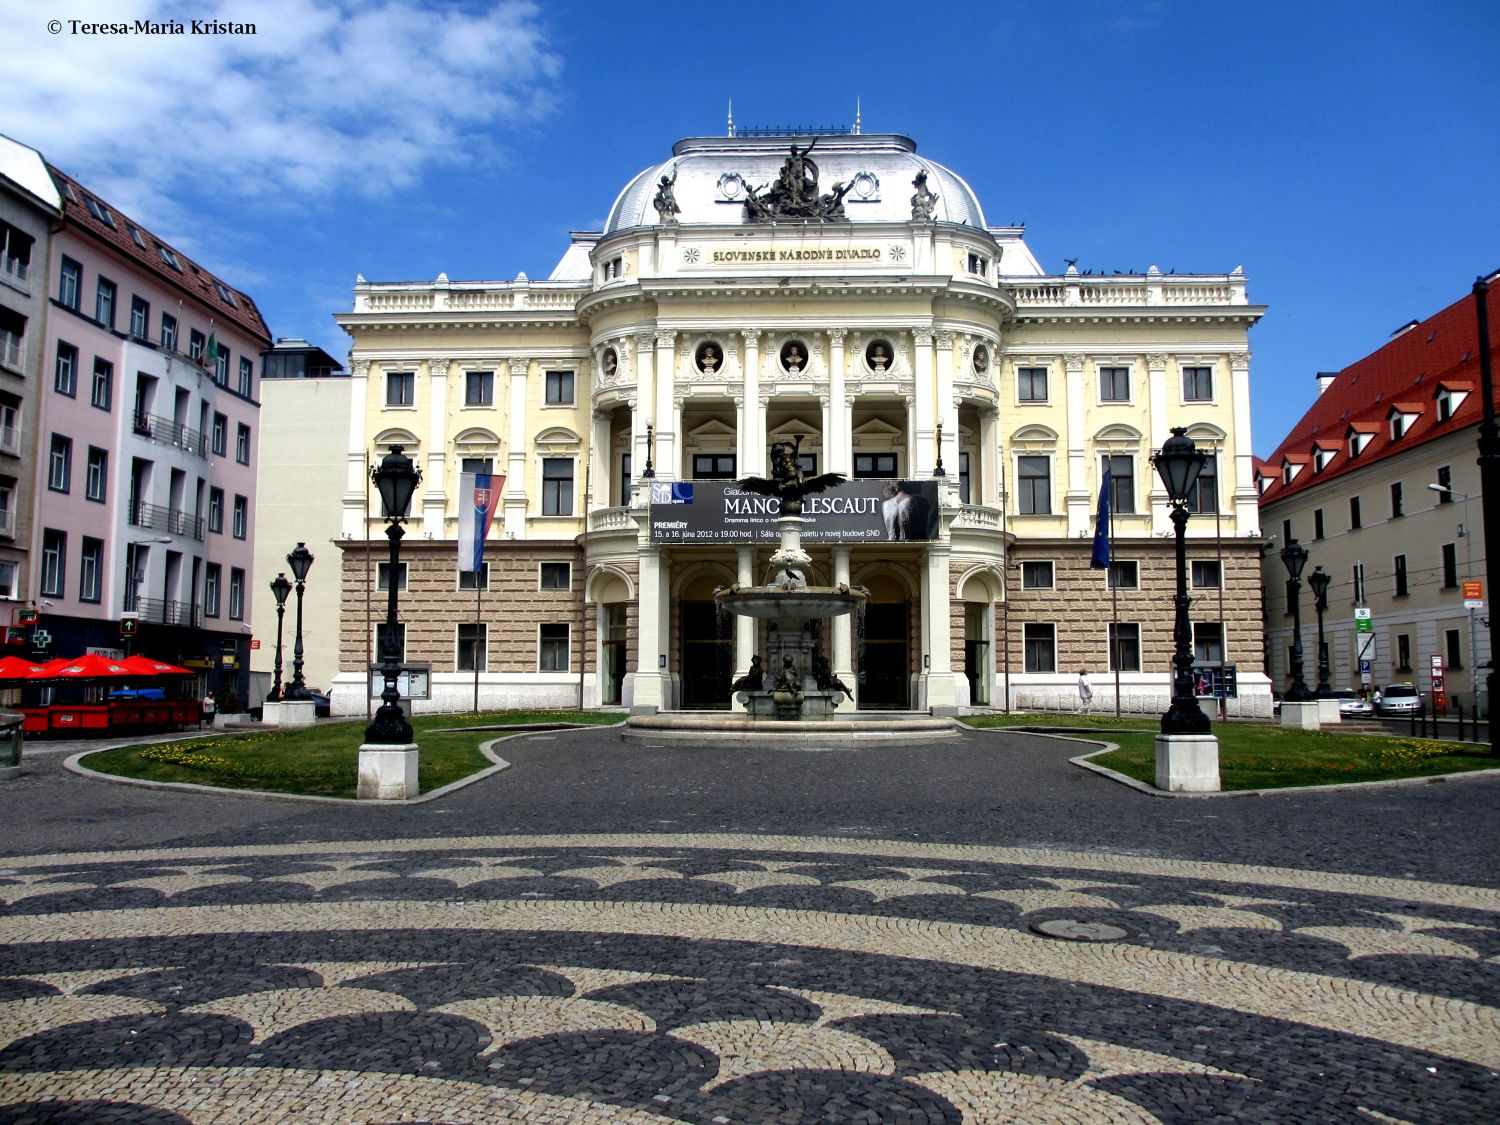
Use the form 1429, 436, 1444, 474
1077, 669, 1094, 714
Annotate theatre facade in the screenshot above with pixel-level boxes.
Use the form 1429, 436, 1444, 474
330, 129, 1270, 717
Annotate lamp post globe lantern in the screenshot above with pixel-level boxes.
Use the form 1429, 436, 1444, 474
282, 542, 315, 701
1280, 538, 1315, 701
1151, 426, 1212, 735
368, 444, 422, 745
268, 572, 292, 703
1307, 565, 1333, 697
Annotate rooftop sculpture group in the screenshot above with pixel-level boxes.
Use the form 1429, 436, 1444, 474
742, 141, 853, 223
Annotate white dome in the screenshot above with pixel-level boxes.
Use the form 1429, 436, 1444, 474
604, 133, 986, 234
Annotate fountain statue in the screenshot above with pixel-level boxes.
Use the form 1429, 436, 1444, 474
715, 437, 867, 721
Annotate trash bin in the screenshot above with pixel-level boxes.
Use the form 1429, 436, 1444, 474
0, 708, 22, 780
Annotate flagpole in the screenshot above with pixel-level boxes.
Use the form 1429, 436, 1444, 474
1112, 514, 1120, 717
474, 563, 481, 714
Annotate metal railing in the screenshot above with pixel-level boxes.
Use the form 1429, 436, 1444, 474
129, 501, 206, 541
124, 596, 202, 627
132, 413, 207, 458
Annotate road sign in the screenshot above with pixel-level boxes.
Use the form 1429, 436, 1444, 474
1360, 659, 1372, 674
1354, 610, 1373, 634
1356, 632, 1375, 684
1463, 579, 1483, 600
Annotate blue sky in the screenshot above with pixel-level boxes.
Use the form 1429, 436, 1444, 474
5, 0, 1497, 456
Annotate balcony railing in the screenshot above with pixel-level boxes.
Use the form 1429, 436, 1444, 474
132, 412, 208, 458
129, 501, 206, 541
123, 596, 202, 627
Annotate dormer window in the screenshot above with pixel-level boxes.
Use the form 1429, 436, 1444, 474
602, 256, 623, 281
1313, 446, 1335, 471
1388, 405, 1420, 440
1281, 459, 1301, 484
128, 225, 146, 249
84, 196, 116, 229
1435, 383, 1469, 422
213, 280, 237, 308
1257, 475, 1270, 495
1348, 430, 1372, 459
157, 244, 181, 271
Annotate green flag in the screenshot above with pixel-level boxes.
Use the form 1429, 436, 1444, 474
203, 331, 217, 369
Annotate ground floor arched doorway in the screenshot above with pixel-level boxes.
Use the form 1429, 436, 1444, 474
859, 574, 911, 709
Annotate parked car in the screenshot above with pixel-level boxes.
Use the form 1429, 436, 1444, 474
1373, 683, 1425, 717
1334, 690, 1374, 718
307, 691, 331, 718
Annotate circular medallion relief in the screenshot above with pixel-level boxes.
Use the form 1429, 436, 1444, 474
865, 339, 893, 373
695, 340, 723, 375
779, 340, 808, 374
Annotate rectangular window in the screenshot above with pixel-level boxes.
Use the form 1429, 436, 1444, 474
1023, 622, 1056, 673
1108, 622, 1142, 672
91, 358, 112, 410
229, 568, 244, 619
1281, 518, 1292, 546
1313, 509, 1324, 540
0, 561, 13, 598
236, 423, 251, 464
1350, 496, 1362, 529
458, 563, 490, 590
211, 413, 226, 456
1098, 365, 1130, 402
1186, 453, 1218, 514
1193, 622, 1225, 664
0, 220, 33, 281
620, 452, 632, 506
95, 278, 116, 328
1108, 560, 1139, 589
460, 456, 493, 476
1442, 542, 1458, 588
1446, 628, 1463, 670
84, 195, 116, 228
1390, 481, 1404, 517
375, 622, 407, 663
40, 529, 66, 597
130, 296, 149, 340
1182, 365, 1213, 401
693, 454, 736, 479
59, 257, 81, 310
54, 342, 78, 395
208, 487, 223, 533
1191, 560, 1221, 588
966, 252, 988, 277
1396, 632, 1411, 671
238, 356, 253, 396
158, 244, 181, 271
542, 458, 574, 516
214, 345, 229, 385
1352, 562, 1365, 603
1017, 366, 1048, 402
213, 280, 238, 308
464, 369, 493, 406
1018, 455, 1051, 514
540, 561, 571, 590
232, 495, 247, 539
160, 313, 177, 352
458, 623, 488, 672
85, 447, 107, 502
1020, 560, 1054, 589
386, 370, 414, 406
0, 479, 12, 536
853, 452, 897, 478
376, 561, 408, 591
1102, 454, 1134, 513
540, 622, 570, 671
1436, 465, 1453, 501
79, 537, 103, 603
189, 329, 205, 361
48, 434, 72, 492
1394, 554, 1408, 596
959, 451, 971, 505
545, 370, 575, 405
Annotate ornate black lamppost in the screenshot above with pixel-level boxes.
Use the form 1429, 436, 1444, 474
1280, 538, 1315, 701
283, 543, 314, 701
367, 445, 421, 744
933, 420, 946, 477
1152, 427, 1212, 734
640, 423, 655, 480
1308, 565, 1333, 697
268, 572, 292, 702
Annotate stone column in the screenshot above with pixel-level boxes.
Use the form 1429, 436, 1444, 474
504, 358, 529, 536
633, 333, 656, 496
423, 357, 448, 537
1147, 353, 1170, 534
1229, 352, 1256, 531
344, 358, 370, 539
654, 331, 677, 479
924, 543, 958, 714
979, 405, 999, 506
831, 545, 855, 712
633, 545, 665, 712
1064, 353, 1089, 536
819, 395, 832, 466
591, 410, 613, 515
913, 329, 934, 475
732, 546, 755, 713
741, 329, 763, 474
935, 331, 957, 478
827, 328, 849, 475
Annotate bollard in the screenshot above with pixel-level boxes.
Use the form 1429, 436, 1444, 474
1456, 701, 1465, 741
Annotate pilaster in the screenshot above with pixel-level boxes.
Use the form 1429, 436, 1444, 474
632, 546, 665, 712
423, 356, 448, 537
827, 328, 848, 475
913, 329, 934, 475
344, 358, 371, 539
504, 358, 529, 536
924, 544, 958, 713
634, 333, 655, 495
1064, 353, 1089, 536
1147, 352, 1170, 534
934, 331, 956, 478
654, 330, 677, 479
741, 329, 763, 475
1230, 352, 1257, 532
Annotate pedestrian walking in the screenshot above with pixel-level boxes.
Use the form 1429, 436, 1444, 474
201, 690, 216, 729
1077, 668, 1094, 714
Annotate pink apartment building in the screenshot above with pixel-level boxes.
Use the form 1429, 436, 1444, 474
34, 165, 270, 697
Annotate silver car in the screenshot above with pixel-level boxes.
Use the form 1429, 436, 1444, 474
1373, 683, 1424, 717
1335, 690, 1374, 718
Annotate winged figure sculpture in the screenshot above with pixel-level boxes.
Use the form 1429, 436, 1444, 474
736, 434, 846, 516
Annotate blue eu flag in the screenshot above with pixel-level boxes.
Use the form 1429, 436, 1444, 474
1090, 469, 1111, 569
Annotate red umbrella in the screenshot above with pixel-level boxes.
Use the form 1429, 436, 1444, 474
0, 655, 47, 681
32, 653, 134, 679
119, 655, 193, 676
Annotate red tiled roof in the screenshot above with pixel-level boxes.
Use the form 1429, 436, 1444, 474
1259, 287, 1500, 507
46, 164, 270, 344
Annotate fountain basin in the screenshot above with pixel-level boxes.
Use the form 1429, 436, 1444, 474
714, 586, 865, 621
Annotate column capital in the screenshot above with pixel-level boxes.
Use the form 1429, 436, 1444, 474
655, 330, 677, 349
934, 330, 955, 350
428, 357, 450, 376
507, 358, 528, 378
1146, 352, 1169, 371
913, 329, 934, 347
1064, 352, 1085, 374
350, 359, 370, 380
740, 327, 762, 345
1230, 351, 1252, 373
827, 327, 848, 345
634, 331, 655, 351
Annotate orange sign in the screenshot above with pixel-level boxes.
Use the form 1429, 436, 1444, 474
1463, 579, 1483, 600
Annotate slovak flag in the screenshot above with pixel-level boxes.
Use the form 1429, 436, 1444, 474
458, 472, 503, 572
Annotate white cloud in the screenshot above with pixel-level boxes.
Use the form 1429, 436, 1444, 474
0, 0, 560, 213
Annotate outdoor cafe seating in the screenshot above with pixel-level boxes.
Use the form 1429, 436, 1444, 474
0, 654, 202, 737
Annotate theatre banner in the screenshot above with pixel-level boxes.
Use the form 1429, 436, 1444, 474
649, 480, 941, 543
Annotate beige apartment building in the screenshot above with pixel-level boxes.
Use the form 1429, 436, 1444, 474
329, 127, 1269, 717
1258, 286, 1500, 709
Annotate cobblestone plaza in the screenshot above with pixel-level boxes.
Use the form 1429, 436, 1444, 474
2, 727, 1497, 1121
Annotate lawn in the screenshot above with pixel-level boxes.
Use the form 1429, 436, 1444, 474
962, 714, 1500, 790
82, 710, 622, 799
